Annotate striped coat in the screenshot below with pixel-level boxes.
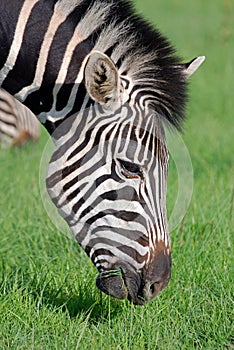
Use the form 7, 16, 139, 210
0, 89, 40, 146
0, 0, 204, 304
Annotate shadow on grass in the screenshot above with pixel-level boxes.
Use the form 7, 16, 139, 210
39, 287, 126, 322
0, 262, 128, 323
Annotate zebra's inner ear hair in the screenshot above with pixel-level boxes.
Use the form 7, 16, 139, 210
84, 51, 120, 107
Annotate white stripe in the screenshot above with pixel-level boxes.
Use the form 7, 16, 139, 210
91, 243, 145, 270
82, 230, 149, 255
15, 0, 79, 102
39, 2, 114, 122
50, 26, 85, 113
0, 122, 18, 138
0, 114, 15, 124
0, 0, 40, 85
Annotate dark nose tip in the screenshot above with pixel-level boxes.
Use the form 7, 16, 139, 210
140, 249, 171, 302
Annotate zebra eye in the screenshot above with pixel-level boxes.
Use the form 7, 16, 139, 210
118, 159, 143, 179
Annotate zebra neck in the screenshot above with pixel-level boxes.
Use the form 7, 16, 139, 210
0, 0, 95, 134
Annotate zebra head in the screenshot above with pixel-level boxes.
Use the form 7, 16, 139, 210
46, 51, 204, 305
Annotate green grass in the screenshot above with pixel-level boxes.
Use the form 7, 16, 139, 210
0, 1, 233, 349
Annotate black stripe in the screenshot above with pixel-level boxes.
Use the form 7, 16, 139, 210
87, 237, 148, 263
0, 0, 25, 69
90, 226, 149, 247
87, 248, 113, 263
85, 210, 147, 227
55, 37, 91, 111
2, 0, 56, 95
74, 185, 142, 218
0, 119, 17, 128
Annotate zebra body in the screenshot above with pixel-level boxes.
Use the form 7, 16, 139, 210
0, 89, 40, 146
0, 0, 204, 304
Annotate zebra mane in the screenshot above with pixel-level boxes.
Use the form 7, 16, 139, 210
66, 0, 188, 130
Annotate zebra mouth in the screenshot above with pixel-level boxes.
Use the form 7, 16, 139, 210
96, 269, 128, 300
96, 266, 146, 305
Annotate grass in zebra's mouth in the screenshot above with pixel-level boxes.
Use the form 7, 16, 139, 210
96, 268, 147, 305
96, 268, 129, 300
97, 269, 123, 279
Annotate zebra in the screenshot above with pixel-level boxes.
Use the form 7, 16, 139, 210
0, 89, 40, 146
0, 0, 204, 305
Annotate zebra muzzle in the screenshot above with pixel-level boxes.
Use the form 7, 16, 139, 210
95, 249, 171, 305
96, 264, 145, 304
96, 269, 128, 300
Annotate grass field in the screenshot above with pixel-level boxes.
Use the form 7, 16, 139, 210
0, 1, 233, 349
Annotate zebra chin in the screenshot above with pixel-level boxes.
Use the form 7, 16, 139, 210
96, 255, 171, 305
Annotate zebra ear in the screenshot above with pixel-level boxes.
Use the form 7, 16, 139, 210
84, 51, 120, 106
180, 56, 205, 79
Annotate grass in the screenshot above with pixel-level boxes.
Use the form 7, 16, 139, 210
0, 0, 233, 349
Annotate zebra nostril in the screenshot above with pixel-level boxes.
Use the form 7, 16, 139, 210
150, 282, 156, 295
143, 281, 161, 301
